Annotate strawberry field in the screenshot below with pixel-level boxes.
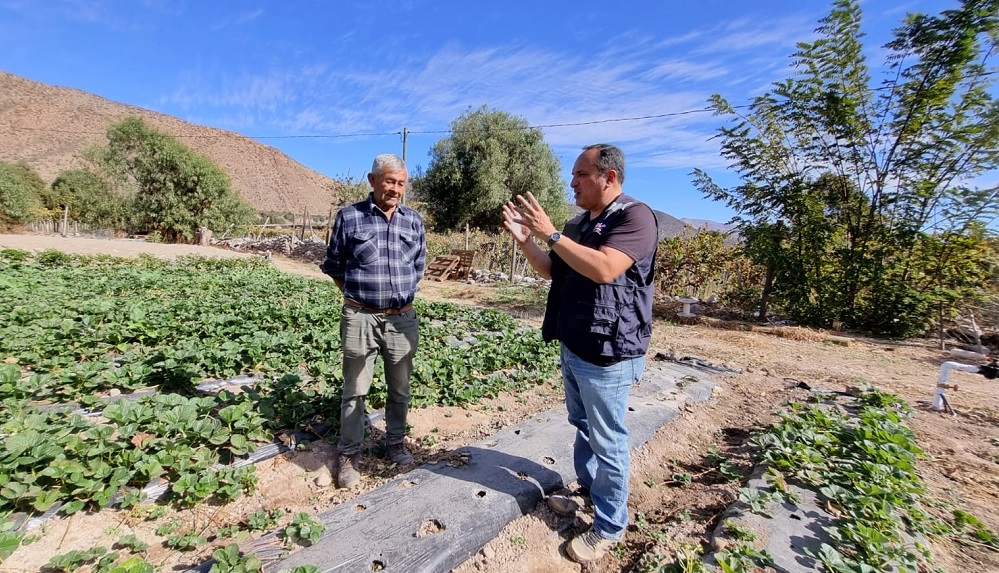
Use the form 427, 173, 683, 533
0, 248, 559, 559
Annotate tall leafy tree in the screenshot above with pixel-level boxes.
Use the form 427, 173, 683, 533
0, 161, 44, 229
98, 116, 255, 242
693, 0, 999, 336
46, 169, 130, 230
417, 106, 570, 231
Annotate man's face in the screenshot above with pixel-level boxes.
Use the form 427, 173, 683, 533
570, 149, 610, 212
368, 168, 407, 213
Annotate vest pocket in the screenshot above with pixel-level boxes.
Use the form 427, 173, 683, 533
562, 302, 619, 353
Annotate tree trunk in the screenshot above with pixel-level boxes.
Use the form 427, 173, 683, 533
759, 264, 775, 322
938, 301, 945, 351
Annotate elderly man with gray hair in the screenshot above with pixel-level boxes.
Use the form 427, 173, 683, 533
321, 153, 426, 488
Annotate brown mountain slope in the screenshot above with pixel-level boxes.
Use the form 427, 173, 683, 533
0, 70, 338, 214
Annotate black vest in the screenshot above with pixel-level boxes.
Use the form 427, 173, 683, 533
541, 195, 657, 365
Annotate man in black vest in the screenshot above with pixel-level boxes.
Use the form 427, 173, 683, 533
502, 143, 658, 563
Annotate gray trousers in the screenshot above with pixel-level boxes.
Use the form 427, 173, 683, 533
338, 306, 419, 454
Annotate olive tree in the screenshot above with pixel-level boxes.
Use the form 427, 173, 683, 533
417, 106, 570, 232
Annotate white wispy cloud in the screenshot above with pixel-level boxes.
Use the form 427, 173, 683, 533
159, 8, 819, 176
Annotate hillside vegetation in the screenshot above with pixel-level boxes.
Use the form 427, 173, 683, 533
0, 71, 337, 214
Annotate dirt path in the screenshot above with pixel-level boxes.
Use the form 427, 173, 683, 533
0, 234, 262, 261
3, 233, 997, 573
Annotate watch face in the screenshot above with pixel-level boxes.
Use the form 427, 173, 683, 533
548, 232, 561, 246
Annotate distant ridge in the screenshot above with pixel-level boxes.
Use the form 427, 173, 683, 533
0, 71, 338, 214
681, 218, 736, 234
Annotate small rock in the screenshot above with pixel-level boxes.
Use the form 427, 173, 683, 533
481, 546, 495, 559
314, 468, 333, 488
107, 388, 121, 397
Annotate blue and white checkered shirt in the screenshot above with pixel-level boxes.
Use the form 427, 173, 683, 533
320, 194, 426, 309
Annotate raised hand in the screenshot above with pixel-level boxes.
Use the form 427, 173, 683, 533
512, 192, 557, 237
502, 201, 532, 244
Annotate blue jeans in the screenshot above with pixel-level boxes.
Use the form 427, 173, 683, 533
561, 344, 645, 540
339, 307, 419, 454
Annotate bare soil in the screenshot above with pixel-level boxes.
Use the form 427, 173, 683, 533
2, 234, 998, 573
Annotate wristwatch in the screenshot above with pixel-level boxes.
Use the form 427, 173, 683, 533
547, 232, 562, 248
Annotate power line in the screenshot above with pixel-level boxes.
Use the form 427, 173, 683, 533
403, 107, 721, 135
2, 105, 722, 141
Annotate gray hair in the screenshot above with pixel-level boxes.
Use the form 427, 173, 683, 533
583, 143, 625, 184
371, 154, 407, 175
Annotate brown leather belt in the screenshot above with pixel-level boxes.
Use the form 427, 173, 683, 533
344, 299, 413, 315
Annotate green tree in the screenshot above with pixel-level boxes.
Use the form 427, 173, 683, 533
47, 169, 129, 230
693, 0, 999, 336
98, 116, 255, 242
0, 161, 44, 229
417, 106, 570, 232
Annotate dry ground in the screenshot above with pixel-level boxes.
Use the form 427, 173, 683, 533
2, 234, 997, 573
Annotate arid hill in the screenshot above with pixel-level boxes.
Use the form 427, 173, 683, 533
0, 70, 338, 214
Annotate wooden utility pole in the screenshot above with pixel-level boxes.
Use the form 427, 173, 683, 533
509, 235, 517, 281
401, 127, 409, 162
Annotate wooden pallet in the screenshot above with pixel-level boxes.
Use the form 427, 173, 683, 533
425, 255, 461, 281
449, 249, 477, 281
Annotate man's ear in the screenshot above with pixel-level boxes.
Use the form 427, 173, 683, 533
367, 172, 376, 186
606, 169, 619, 185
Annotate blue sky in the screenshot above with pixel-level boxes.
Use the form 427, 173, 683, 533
0, 0, 971, 224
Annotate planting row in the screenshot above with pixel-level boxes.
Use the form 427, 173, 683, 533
0, 249, 559, 519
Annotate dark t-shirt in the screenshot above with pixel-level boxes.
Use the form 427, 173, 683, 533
572, 195, 658, 262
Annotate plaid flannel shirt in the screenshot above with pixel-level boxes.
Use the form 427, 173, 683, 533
320, 194, 426, 309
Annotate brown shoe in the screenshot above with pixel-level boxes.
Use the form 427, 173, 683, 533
566, 527, 616, 563
337, 452, 360, 488
386, 442, 414, 465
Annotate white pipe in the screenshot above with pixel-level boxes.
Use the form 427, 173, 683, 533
934, 361, 980, 411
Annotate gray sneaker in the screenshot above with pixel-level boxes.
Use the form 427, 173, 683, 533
386, 442, 414, 465
337, 452, 360, 488
567, 527, 616, 563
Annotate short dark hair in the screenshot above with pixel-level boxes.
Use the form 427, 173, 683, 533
583, 143, 625, 184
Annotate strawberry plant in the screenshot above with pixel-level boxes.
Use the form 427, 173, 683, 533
246, 508, 284, 531
281, 512, 325, 547
100, 556, 155, 573
0, 512, 26, 562
0, 251, 560, 519
166, 530, 207, 551
749, 389, 998, 572
46, 546, 114, 572
114, 534, 148, 553
209, 544, 262, 573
